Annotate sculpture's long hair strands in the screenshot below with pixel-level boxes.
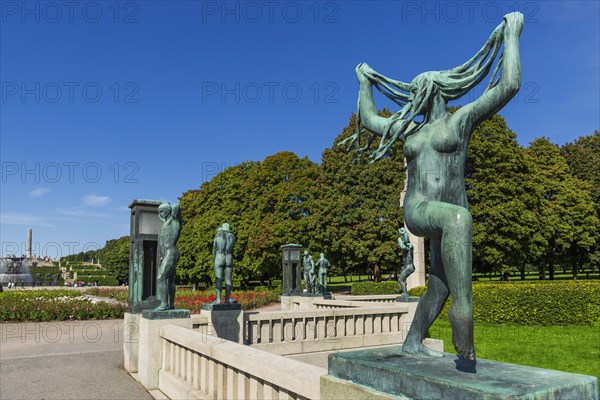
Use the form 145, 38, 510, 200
355, 20, 506, 161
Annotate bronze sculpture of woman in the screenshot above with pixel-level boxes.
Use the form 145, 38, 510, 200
343, 12, 523, 361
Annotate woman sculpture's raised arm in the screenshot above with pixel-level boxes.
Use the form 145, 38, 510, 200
346, 12, 523, 161
455, 12, 523, 136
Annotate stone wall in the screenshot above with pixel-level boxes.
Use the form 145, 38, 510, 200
159, 324, 326, 399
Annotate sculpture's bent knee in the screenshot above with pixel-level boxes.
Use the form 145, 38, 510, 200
445, 207, 472, 235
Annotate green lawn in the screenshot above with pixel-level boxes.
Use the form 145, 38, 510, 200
428, 319, 600, 381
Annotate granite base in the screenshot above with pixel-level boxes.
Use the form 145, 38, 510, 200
201, 302, 242, 311
201, 303, 243, 343
127, 297, 160, 313
141, 309, 190, 320
327, 346, 598, 399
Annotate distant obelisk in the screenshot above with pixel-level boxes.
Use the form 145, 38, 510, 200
26, 228, 32, 259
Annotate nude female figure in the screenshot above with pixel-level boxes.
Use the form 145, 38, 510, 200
342, 12, 523, 360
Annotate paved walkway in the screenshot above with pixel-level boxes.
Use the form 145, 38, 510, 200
0, 319, 153, 400
0, 299, 287, 400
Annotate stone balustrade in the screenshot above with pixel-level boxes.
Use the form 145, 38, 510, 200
312, 299, 362, 309
191, 314, 208, 330
159, 324, 326, 400
243, 305, 412, 355
312, 299, 398, 309
333, 294, 400, 303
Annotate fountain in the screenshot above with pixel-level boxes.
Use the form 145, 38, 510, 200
0, 255, 33, 284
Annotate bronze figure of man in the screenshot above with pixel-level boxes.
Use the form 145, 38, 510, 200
155, 203, 181, 311
212, 223, 236, 304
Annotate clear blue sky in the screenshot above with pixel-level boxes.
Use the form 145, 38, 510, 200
1, 1, 598, 258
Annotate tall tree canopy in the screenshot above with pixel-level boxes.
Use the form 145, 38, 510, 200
177, 153, 319, 286
175, 114, 598, 285
525, 138, 598, 279
561, 131, 600, 272
561, 131, 600, 216
310, 111, 405, 281
86, 113, 597, 285
99, 236, 130, 282
465, 114, 543, 277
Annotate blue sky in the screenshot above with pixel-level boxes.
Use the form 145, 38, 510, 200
1, 1, 598, 258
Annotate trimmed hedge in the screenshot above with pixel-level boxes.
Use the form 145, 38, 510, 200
352, 280, 600, 325
351, 281, 399, 295
408, 281, 600, 326
69, 276, 119, 286
70, 269, 107, 274
30, 265, 63, 282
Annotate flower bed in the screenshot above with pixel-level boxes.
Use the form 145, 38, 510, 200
0, 290, 126, 322
0, 287, 280, 321
174, 288, 280, 313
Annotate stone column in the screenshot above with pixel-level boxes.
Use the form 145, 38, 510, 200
400, 160, 426, 290
123, 313, 140, 373
137, 309, 192, 390
26, 228, 32, 259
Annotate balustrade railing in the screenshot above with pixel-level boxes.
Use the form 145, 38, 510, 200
243, 305, 411, 355
160, 324, 325, 400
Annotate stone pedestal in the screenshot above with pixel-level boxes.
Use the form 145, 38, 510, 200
137, 310, 192, 390
123, 312, 140, 373
323, 346, 598, 399
201, 303, 243, 343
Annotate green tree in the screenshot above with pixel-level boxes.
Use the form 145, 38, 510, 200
311, 111, 405, 282
561, 131, 600, 216
177, 153, 319, 286
465, 113, 542, 279
561, 131, 600, 273
243, 152, 320, 284
525, 138, 598, 279
99, 236, 130, 282
178, 161, 259, 287
61, 249, 100, 263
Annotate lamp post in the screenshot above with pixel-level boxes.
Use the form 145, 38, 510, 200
281, 244, 302, 296
128, 199, 162, 313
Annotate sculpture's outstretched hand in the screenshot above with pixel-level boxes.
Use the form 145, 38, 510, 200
339, 130, 359, 148
355, 63, 373, 84
503, 12, 524, 36
357, 62, 394, 87
339, 128, 373, 158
